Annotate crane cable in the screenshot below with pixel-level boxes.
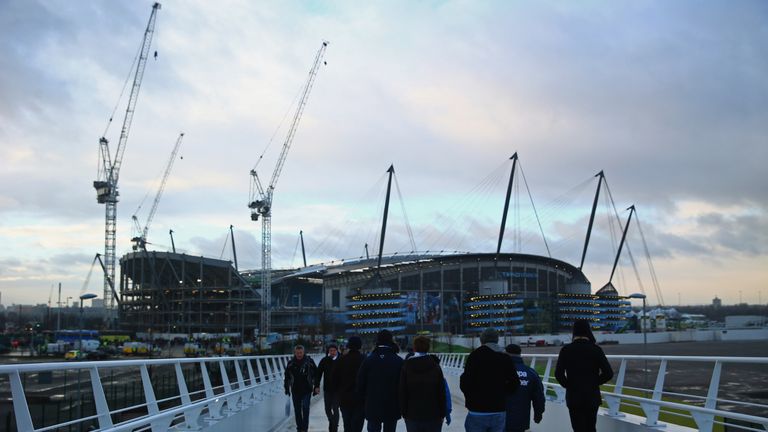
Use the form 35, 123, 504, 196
97, 42, 141, 180
604, 181, 646, 297
635, 215, 666, 306
393, 172, 417, 252
518, 161, 551, 257
80, 255, 99, 296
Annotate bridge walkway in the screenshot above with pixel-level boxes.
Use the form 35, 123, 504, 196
1, 353, 767, 431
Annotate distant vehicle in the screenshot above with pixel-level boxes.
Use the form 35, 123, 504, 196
184, 343, 205, 357
47, 342, 71, 354
86, 349, 111, 360
64, 350, 81, 361
241, 343, 254, 355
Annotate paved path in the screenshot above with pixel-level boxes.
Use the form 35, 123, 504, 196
274, 390, 467, 432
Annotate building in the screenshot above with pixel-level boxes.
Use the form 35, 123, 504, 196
118, 251, 258, 338
269, 251, 614, 336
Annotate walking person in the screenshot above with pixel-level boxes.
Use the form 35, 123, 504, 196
399, 335, 451, 432
357, 329, 404, 432
460, 328, 520, 432
504, 344, 545, 432
555, 320, 614, 432
284, 345, 318, 432
316, 344, 341, 432
331, 336, 365, 432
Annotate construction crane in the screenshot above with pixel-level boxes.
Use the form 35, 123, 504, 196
131, 132, 184, 251
92, 3, 160, 310
248, 41, 329, 338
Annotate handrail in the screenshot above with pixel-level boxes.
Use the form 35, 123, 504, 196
435, 353, 768, 432
1, 354, 317, 432
5, 353, 767, 432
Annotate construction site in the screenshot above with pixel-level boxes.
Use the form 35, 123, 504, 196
75, 3, 664, 347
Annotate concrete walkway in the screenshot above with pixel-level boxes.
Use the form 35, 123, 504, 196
273, 391, 466, 432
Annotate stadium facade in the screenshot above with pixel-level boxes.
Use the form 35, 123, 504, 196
117, 250, 631, 338
268, 251, 632, 336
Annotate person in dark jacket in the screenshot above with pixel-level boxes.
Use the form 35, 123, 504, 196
331, 336, 365, 432
398, 336, 449, 432
357, 329, 404, 432
284, 345, 318, 432
460, 328, 520, 432
316, 344, 341, 432
504, 344, 545, 432
555, 320, 614, 432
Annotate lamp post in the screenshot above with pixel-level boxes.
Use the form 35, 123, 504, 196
628, 293, 647, 393
79, 293, 98, 357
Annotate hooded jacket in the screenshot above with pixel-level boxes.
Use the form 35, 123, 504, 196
460, 343, 520, 413
554, 338, 614, 407
398, 354, 447, 421
356, 345, 404, 421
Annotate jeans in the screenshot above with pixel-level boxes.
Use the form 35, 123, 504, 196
291, 392, 311, 431
340, 404, 365, 432
464, 412, 506, 432
366, 418, 398, 432
324, 390, 340, 432
404, 418, 442, 432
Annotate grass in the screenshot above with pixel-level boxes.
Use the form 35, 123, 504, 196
431, 341, 472, 353
525, 362, 725, 431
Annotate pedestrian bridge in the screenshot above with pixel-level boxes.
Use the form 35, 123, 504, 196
1, 353, 766, 431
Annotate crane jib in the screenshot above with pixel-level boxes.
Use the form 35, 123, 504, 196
93, 3, 161, 312
248, 41, 329, 338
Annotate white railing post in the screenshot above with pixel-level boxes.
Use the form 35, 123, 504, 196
542, 357, 564, 402
219, 360, 239, 414
256, 358, 269, 400
200, 361, 223, 421
266, 357, 279, 394
88, 366, 114, 430
640, 359, 667, 427
692, 360, 721, 432
605, 359, 627, 417
175, 362, 202, 430
9, 370, 34, 432
139, 364, 171, 431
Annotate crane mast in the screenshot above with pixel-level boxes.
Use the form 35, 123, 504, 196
248, 41, 329, 338
132, 132, 184, 251
93, 3, 160, 311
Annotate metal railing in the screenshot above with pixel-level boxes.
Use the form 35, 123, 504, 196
435, 353, 768, 432
4, 352, 768, 432
0, 354, 309, 432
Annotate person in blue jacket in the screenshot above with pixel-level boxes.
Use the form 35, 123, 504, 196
504, 344, 545, 432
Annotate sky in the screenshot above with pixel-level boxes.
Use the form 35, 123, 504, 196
0, 0, 766, 307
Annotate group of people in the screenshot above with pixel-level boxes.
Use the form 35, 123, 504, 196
283, 319, 613, 432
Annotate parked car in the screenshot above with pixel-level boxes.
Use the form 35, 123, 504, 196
64, 350, 82, 360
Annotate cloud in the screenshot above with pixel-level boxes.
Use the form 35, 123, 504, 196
0, 0, 766, 306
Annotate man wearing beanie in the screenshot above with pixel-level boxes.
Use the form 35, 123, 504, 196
555, 320, 614, 432
332, 336, 365, 432
460, 328, 520, 432
357, 329, 404, 432
316, 344, 341, 432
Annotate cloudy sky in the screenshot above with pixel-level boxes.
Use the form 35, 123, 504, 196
1, 0, 766, 307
